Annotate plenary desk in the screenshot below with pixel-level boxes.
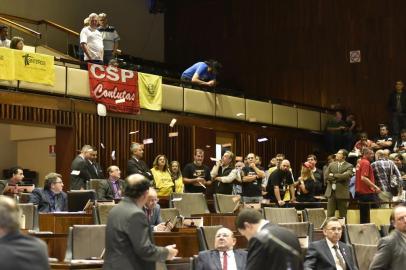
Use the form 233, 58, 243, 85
154, 228, 248, 257
50, 257, 192, 270
39, 212, 94, 233
192, 213, 237, 231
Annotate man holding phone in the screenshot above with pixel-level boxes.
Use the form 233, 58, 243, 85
144, 187, 173, 232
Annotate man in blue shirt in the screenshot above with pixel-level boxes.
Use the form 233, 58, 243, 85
181, 60, 221, 87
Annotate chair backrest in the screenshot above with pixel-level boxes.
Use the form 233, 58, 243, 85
19, 192, 31, 203
64, 225, 106, 261
17, 203, 38, 231
67, 190, 96, 212
213, 194, 240, 213
95, 203, 116, 225
346, 223, 381, 245
160, 208, 180, 225
352, 243, 377, 270
380, 224, 392, 237
263, 207, 299, 224
278, 222, 313, 249
303, 208, 326, 229
197, 225, 223, 251
88, 179, 103, 192
0, 179, 8, 195
171, 193, 209, 217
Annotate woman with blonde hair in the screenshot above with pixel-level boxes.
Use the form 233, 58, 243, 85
150, 154, 173, 196
294, 161, 316, 202
170, 161, 184, 193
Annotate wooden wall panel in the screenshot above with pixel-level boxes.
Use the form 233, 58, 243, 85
73, 113, 193, 178
165, 0, 406, 134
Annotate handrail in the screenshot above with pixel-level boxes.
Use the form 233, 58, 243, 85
40, 20, 79, 37
0, 13, 79, 37
0, 13, 40, 25
0, 16, 41, 39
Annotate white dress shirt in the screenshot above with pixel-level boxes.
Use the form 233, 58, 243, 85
219, 250, 237, 270
326, 239, 345, 270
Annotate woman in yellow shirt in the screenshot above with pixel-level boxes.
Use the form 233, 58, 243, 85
170, 161, 184, 193
151, 154, 174, 196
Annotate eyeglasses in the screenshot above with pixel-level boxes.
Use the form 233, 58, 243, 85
216, 233, 232, 238
326, 227, 342, 232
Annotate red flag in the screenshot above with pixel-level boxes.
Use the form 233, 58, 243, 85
88, 63, 140, 114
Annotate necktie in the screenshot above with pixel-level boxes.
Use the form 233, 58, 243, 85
222, 251, 228, 270
333, 245, 346, 270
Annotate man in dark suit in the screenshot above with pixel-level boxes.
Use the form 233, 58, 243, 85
103, 174, 178, 270
29, 173, 67, 213
97, 165, 125, 200
370, 205, 406, 270
324, 149, 353, 218
127, 142, 153, 181
304, 217, 358, 270
0, 195, 50, 270
70, 145, 93, 190
195, 227, 247, 270
236, 209, 302, 270
87, 149, 104, 179
143, 187, 172, 232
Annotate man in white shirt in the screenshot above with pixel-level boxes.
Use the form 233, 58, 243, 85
80, 13, 104, 65
0, 25, 11, 47
304, 217, 358, 270
195, 227, 247, 270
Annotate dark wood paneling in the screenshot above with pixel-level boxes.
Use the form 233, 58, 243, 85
0, 90, 322, 183
165, 0, 406, 134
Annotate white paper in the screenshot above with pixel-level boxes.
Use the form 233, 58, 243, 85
71, 170, 80, 175
171, 197, 182, 202
111, 150, 116, 160
97, 103, 107, 117
168, 132, 178, 137
236, 113, 244, 117
169, 118, 177, 127
222, 143, 232, 147
129, 131, 139, 135
100, 143, 105, 149
257, 137, 268, 142
205, 145, 211, 148
143, 138, 154, 144
115, 98, 125, 104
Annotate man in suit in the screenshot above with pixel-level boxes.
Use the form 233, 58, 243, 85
236, 208, 302, 270
87, 149, 104, 179
324, 149, 353, 218
195, 227, 247, 270
70, 145, 93, 190
103, 174, 178, 270
369, 204, 406, 270
304, 217, 358, 270
143, 187, 173, 232
29, 173, 67, 213
97, 165, 125, 200
127, 142, 153, 181
0, 195, 50, 270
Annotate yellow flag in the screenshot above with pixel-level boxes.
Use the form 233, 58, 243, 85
13, 50, 55, 85
138, 72, 162, 111
0, 47, 15, 80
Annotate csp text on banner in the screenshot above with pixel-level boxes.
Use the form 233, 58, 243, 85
88, 63, 140, 114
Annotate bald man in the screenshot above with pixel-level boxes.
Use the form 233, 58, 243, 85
103, 174, 178, 270
195, 227, 247, 270
266, 159, 296, 206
